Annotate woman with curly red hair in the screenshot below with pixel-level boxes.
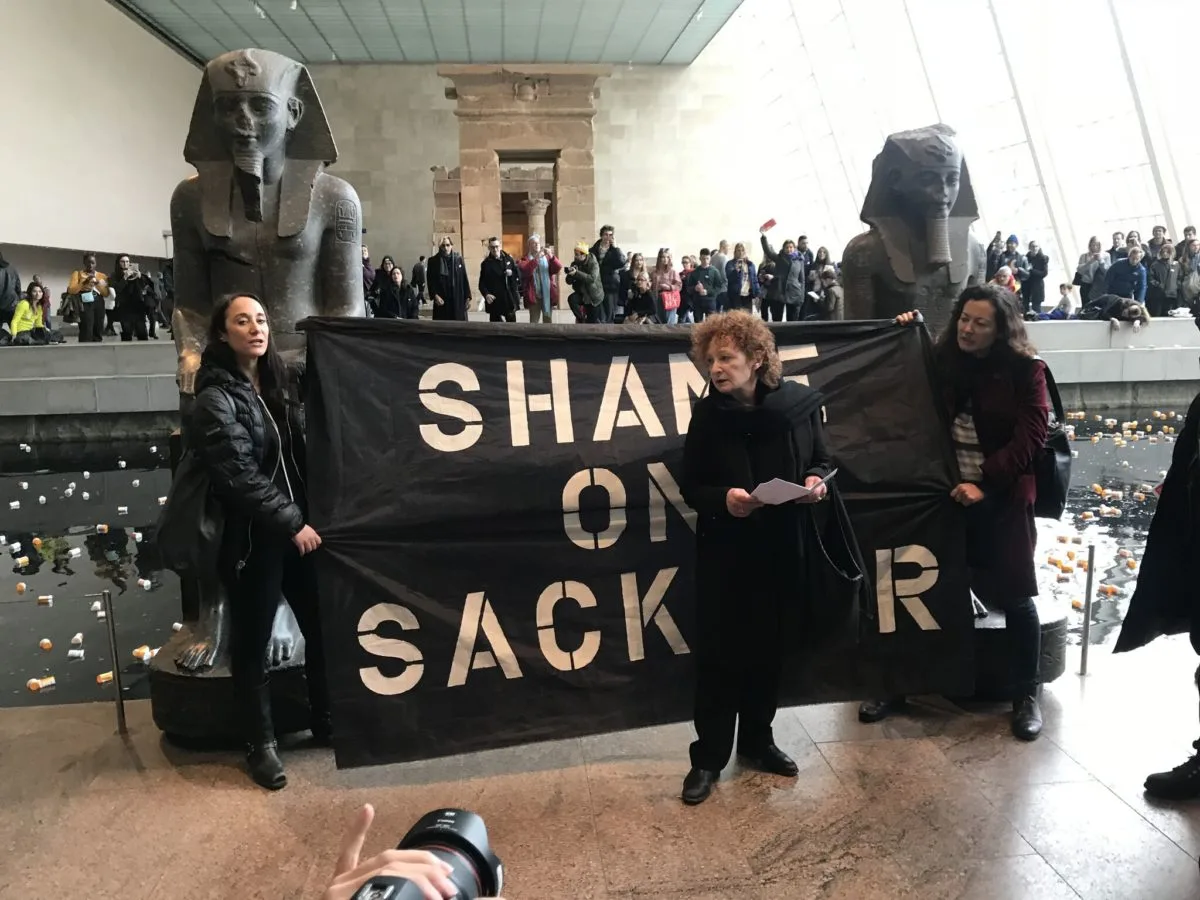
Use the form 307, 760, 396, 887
678, 310, 834, 805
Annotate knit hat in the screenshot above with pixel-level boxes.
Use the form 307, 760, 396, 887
1007, 234, 1019, 244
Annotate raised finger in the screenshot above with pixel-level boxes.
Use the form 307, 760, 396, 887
333, 804, 374, 877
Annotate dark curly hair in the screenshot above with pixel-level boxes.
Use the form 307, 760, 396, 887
935, 283, 1037, 367
690, 310, 783, 387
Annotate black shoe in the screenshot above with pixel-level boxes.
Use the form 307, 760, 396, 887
310, 714, 333, 747
1011, 696, 1043, 741
858, 697, 906, 723
1145, 741, 1200, 800
681, 767, 719, 805
245, 741, 287, 790
738, 744, 799, 777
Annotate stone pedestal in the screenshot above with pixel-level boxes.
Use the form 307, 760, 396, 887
523, 197, 551, 243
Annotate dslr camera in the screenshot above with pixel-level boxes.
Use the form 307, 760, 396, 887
351, 809, 502, 900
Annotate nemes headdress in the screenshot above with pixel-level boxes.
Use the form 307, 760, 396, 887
184, 48, 336, 164
183, 49, 337, 238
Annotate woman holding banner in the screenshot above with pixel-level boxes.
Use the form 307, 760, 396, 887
679, 310, 834, 805
188, 293, 330, 790
859, 284, 1049, 741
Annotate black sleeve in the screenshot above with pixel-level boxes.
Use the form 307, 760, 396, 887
803, 410, 835, 480
191, 388, 305, 536
680, 402, 731, 518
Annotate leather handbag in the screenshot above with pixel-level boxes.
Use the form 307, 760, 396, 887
156, 449, 225, 577
803, 481, 871, 650
1033, 360, 1071, 519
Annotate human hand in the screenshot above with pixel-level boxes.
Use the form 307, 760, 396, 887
796, 475, 828, 503
1109, 317, 1121, 330
726, 488, 762, 518
894, 310, 921, 326
292, 524, 322, 556
485, 294, 495, 304
434, 295, 444, 307
323, 804, 459, 900
1132, 320, 1142, 333
951, 483, 985, 506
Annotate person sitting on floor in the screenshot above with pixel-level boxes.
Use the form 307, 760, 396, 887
7, 284, 49, 345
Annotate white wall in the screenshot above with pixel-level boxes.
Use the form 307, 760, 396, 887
0, 0, 198, 259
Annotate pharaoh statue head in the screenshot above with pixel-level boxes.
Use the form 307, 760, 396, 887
859, 125, 979, 280
183, 49, 336, 230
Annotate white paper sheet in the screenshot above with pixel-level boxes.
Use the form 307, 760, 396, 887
750, 469, 838, 505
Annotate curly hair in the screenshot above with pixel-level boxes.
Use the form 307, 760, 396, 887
690, 310, 783, 388
935, 283, 1037, 366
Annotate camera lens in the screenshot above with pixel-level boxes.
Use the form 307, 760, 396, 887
398, 809, 503, 899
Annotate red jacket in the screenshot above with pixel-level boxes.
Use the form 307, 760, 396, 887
951, 356, 1049, 601
517, 253, 562, 308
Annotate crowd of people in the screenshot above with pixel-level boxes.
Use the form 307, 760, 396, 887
984, 225, 1200, 329
0, 249, 173, 346
359, 225, 846, 327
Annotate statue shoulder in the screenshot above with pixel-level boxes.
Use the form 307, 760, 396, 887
170, 176, 202, 212
313, 172, 361, 210
841, 231, 882, 272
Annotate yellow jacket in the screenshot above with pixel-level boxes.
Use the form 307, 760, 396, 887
67, 269, 109, 297
10, 299, 43, 335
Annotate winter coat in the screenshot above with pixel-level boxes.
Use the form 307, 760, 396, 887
566, 252, 604, 306
760, 235, 807, 306
518, 252, 562, 308
428, 250, 471, 321
820, 284, 845, 321
378, 281, 419, 319
112, 272, 154, 317
943, 353, 1049, 602
1115, 391, 1200, 654
590, 241, 626, 293
478, 252, 523, 317
724, 258, 760, 305
1024, 251, 1049, 308
411, 260, 426, 290
685, 265, 723, 313
0, 258, 20, 317
681, 379, 834, 663
1105, 259, 1148, 301
1149, 259, 1181, 299
187, 350, 307, 568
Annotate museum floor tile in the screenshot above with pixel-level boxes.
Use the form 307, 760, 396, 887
3, 639, 1200, 900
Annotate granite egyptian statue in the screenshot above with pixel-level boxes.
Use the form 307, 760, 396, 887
842, 125, 985, 334
169, 48, 362, 671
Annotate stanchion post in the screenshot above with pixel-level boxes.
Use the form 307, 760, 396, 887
87, 590, 127, 734
1079, 544, 1096, 676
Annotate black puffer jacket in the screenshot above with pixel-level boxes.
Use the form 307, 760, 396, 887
188, 349, 306, 563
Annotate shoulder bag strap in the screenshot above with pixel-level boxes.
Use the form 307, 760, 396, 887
1034, 355, 1065, 423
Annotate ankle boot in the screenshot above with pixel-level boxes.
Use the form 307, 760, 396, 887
1145, 741, 1200, 800
245, 741, 287, 790
1011, 695, 1043, 741
241, 684, 286, 789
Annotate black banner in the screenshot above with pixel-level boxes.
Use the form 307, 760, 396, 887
301, 319, 972, 769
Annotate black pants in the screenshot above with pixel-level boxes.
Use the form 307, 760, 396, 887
987, 593, 1041, 698
600, 289, 618, 324
226, 531, 328, 740
78, 302, 105, 341
761, 300, 790, 322
120, 308, 149, 341
690, 661, 782, 771
488, 306, 516, 323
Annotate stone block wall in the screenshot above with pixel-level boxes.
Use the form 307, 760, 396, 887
310, 64, 459, 270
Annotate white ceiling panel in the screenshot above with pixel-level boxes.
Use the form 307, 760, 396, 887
109, 0, 743, 65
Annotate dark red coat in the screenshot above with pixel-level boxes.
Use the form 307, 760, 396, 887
949, 356, 1049, 602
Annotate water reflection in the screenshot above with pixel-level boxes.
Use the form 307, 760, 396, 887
0, 407, 1184, 708
1, 438, 179, 708
1036, 409, 1180, 648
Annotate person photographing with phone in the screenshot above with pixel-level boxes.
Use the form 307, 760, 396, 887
678, 310, 834, 805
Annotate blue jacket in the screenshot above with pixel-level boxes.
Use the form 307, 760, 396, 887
724, 258, 760, 301
1105, 259, 1147, 302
